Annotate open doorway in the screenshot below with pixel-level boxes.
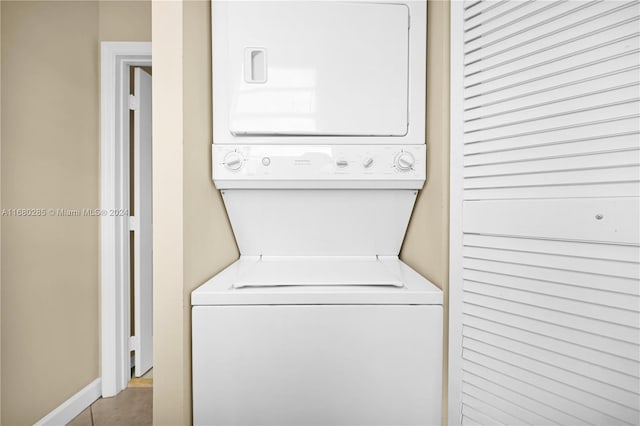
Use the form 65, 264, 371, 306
100, 42, 152, 398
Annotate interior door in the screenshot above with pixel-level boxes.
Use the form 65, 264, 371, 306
223, 1, 409, 136
449, 1, 640, 425
133, 67, 153, 377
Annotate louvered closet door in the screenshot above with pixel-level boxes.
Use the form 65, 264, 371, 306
450, 1, 640, 425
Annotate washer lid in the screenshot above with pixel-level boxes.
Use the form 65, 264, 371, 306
233, 258, 403, 288
191, 256, 443, 306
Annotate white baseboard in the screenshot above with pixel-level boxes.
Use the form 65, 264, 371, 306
34, 378, 102, 426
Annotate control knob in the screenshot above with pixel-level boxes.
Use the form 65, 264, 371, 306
223, 151, 244, 171
394, 151, 415, 172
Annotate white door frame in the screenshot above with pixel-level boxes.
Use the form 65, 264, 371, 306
100, 41, 152, 397
447, 2, 464, 425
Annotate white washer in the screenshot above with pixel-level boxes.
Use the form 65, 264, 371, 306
192, 144, 443, 426
192, 257, 442, 426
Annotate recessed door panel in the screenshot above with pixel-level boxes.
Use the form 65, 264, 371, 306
223, 2, 410, 137
133, 67, 153, 378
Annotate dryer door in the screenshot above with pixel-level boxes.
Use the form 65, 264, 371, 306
218, 1, 410, 137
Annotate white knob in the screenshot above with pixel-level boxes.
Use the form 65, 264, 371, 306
223, 151, 244, 171
363, 157, 374, 168
394, 152, 415, 172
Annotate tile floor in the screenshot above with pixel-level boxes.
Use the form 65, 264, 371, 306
68, 372, 152, 426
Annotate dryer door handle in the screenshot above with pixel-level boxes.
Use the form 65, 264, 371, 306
244, 48, 267, 83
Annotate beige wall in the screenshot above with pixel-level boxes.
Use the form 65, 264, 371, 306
152, 1, 240, 423
0, 2, 150, 425
400, 0, 450, 423
182, 0, 239, 422
99, 0, 151, 42
152, 1, 186, 423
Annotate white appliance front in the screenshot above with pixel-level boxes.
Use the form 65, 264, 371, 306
213, 144, 426, 256
192, 257, 443, 426
192, 256, 444, 305
213, 1, 426, 144
213, 144, 426, 189
194, 2, 440, 425
193, 304, 442, 426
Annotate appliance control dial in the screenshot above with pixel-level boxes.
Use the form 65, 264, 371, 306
363, 157, 374, 168
223, 151, 244, 171
394, 151, 415, 172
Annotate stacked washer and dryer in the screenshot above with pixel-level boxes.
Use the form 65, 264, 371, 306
191, 1, 443, 425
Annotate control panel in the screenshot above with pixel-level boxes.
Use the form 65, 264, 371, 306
213, 145, 426, 189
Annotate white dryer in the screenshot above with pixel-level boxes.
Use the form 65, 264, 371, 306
192, 1, 441, 425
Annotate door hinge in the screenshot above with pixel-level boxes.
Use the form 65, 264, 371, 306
128, 94, 139, 111
129, 215, 138, 231
129, 335, 140, 352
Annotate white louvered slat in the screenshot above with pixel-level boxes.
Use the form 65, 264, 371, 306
464, 65, 640, 111
465, 285, 639, 343
464, 292, 639, 344
464, 181, 640, 199
464, 45, 640, 100
463, 352, 637, 425
464, 149, 640, 178
463, 268, 640, 311
464, 1, 636, 63
464, 0, 565, 44
464, 52, 639, 103
462, 245, 640, 279
463, 301, 639, 359
464, 337, 639, 410
464, 0, 484, 13
463, 0, 484, 15
465, 10, 640, 76
465, 85, 640, 131
465, 76, 640, 122
465, 24, 640, 86
463, 359, 627, 425
464, 166, 639, 190
463, 326, 640, 393
463, 233, 640, 262
463, 257, 640, 296
461, 393, 529, 426
464, 0, 532, 32
464, 1, 528, 31
463, 116, 640, 156
461, 404, 504, 426
462, 374, 584, 425
464, 283, 638, 333
464, 314, 640, 377
454, 2, 640, 425
464, 100, 640, 143
462, 382, 551, 425
465, 2, 639, 66
464, 133, 640, 167
461, 415, 483, 426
